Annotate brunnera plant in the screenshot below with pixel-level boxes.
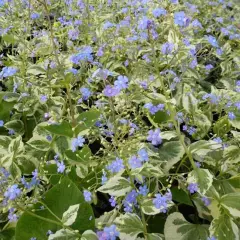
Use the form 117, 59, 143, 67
0, 0, 240, 239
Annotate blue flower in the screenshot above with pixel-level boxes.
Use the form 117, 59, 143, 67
138, 149, 148, 162
201, 196, 211, 206
123, 189, 138, 212
40, 95, 48, 103
83, 190, 92, 202
147, 128, 162, 146
80, 87, 92, 100
139, 185, 149, 196
68, 29, 79, 40
138, 16, 152, 30
114, 75, 128, 90
70, 46, 93, 64
187, 183, 198, 194
31, 13, 40, 19
4, 184, 21, 201
161, 42, 174, 55
228, 112, 236, 120
205, 64, 214, 71
8, 129, 15, 135
71, 136, 85, 152
191, 19, 202, 28
101, 172, 108, 184
153, 194, 168, 212
207, 237, 217, 240
213, 137, 222, 144
206, 35, 219, 47
187, 126, 197, 135
100, 225, 119, 240
128, 155, 142, 169
8, 208, 18, 222
57, 161, 65, 173
107, 158, 125, 173
0, 120, 4, 127
109, 196, 117, 207
103, 21, 115, 29
174, 11, 186, 26
152, 8, 167, 18
0, 66, 18, 78
103, 85, 120, 97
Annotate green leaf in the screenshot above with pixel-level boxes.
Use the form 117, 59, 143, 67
171, 188, 193, 206
75, 109, 100, 135
27, 136, 50, 151
15, 177, 94, 240
209, 215, 239, 240
114, 213, 144, 240
223, 146, 240, 164
147, 233, 164, 240
164, 212, 209, 240
2, 34, 16, 44
4, 120, 24, 135
160, 131, 178, 140
158, 141, 185, 172
8, 136, 24, 154
27, 65, 46, 75
62, 204, 80, 226
213, 116, 231, 137
187, 169, 213, 195
81, 230, 98, 240
44, 121, 73, 138
76, 164, 88, 178
229, 111, 240, 130
97, 176, 132, 197
48, 229, 79, 240
220, 193, 240, 218
141, 199, 161, 215
65, 146, 91, 165
0, 228, 15, 240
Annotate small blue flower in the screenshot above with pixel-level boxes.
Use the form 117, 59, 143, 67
0, 66, 18, 78
40, 95, 48, 103
174, 11, 186, 26
0, 120, 4, 127
128, 155, 142, 169
152, 8, 167, 18
161, 42, 174, 55
68, 29, 79, 40
138, 149, 148, 162
202, 196, 211, 206
138, 16, 152, 30
80, 87, 92, 100
139, 185, 149, 196
31, 13, 40, 19
107, 158, 125, 173
101, 172, 108, 184
103, 85, 120, 97
228, 112, 236, 120
102, 225, 119, 240
109, 196, 117, 207
83, 190, 92, 202
114, 75, 128, 90
213, 137, 222, 144
207, 237, 217, 240
46, 135, 52, 141
4, 184, 21, 201
8, 208, 18, 222
206, 35, 219, 47
147, 128, 162, 146
187, 183, 198, 194
57, 161, 65, 173
71, 136, 85, 152
153, 194, 168, 213
8, 129, 15, 135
